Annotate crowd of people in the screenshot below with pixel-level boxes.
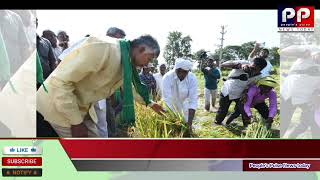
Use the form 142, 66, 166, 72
36, 23, 166, 137
34, 16, 280, 138
0, 10, 319, 140
2, 9, 319, 139
139, 43, 278, 134
0, 10, 282, 138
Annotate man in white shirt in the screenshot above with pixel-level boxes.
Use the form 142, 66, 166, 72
215, 58, 267, 127
248, 43, 273, 78
280, 45, 320, 138
162, 58, 198, 134
153, 63, 167, 101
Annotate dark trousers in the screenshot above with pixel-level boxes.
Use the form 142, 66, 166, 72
281, 97, 320, 138
36, 111, 59, 137
106, 98, 116, 137
215, 94, 241, 124
107, 93, 124, 137
240, 102, 271, 127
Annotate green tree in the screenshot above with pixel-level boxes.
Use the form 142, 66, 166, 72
193, 49, 208, 70
221, 42, 255, 60
239, 41, 256, 59
163, 31, 182, 66
152, 58, 159, 73
212, 46, 241, 61
163, 31, 193, 66
224, 45, 243, 60
181, 35, 192, 57
268, 47, 280, 65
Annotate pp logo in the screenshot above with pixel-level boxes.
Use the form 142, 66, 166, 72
278, 6, 314, 32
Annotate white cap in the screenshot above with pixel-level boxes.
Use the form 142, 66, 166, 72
174, 58, 193, 71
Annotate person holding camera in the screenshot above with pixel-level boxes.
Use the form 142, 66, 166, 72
202, 58, 221, 112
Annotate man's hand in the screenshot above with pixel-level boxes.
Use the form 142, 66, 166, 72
233, 63, 242, 69
71, 122, 88, 137
202, 68, 209, 74
187, 109, 195, 135
254, 42, 260, 50
248, 43, 260, 59
241, 64, 251, 72
150, 103, 166, 116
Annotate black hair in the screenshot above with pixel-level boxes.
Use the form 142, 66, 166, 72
106, 27, 126, 37
261, 48, 270, 55
131, 34, 160, 57
253, 57, 267, 70
42, 30, 56, 38
57, 31, 67, 36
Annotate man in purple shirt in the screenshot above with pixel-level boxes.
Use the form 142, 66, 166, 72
240, 77, 278, 129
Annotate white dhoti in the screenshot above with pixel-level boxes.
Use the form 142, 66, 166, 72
94, 99, 108, 137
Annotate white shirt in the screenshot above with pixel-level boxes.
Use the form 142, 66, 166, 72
221, 60, 261, 100
162, 70, 198, 121
260, 60, 273, 78
281, 58, 320, 105
153, 72, 164, 97
53, 47, 62, 60
94, 99, 108, 137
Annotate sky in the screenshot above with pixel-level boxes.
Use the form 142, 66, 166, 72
36, 10, 320, 64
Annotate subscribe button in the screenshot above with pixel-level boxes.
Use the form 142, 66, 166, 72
2, 146, 42, 155
2, 157, 42, 166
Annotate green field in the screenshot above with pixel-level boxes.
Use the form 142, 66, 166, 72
192, 66, 280, 138
127, 66, 280, 139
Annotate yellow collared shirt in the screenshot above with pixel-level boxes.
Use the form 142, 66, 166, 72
37, 36, 125, 128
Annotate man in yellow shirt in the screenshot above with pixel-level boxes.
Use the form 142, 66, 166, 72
37, 35, 165, 137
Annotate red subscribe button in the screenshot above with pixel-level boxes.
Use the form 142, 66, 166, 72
2, 157, 42, 166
